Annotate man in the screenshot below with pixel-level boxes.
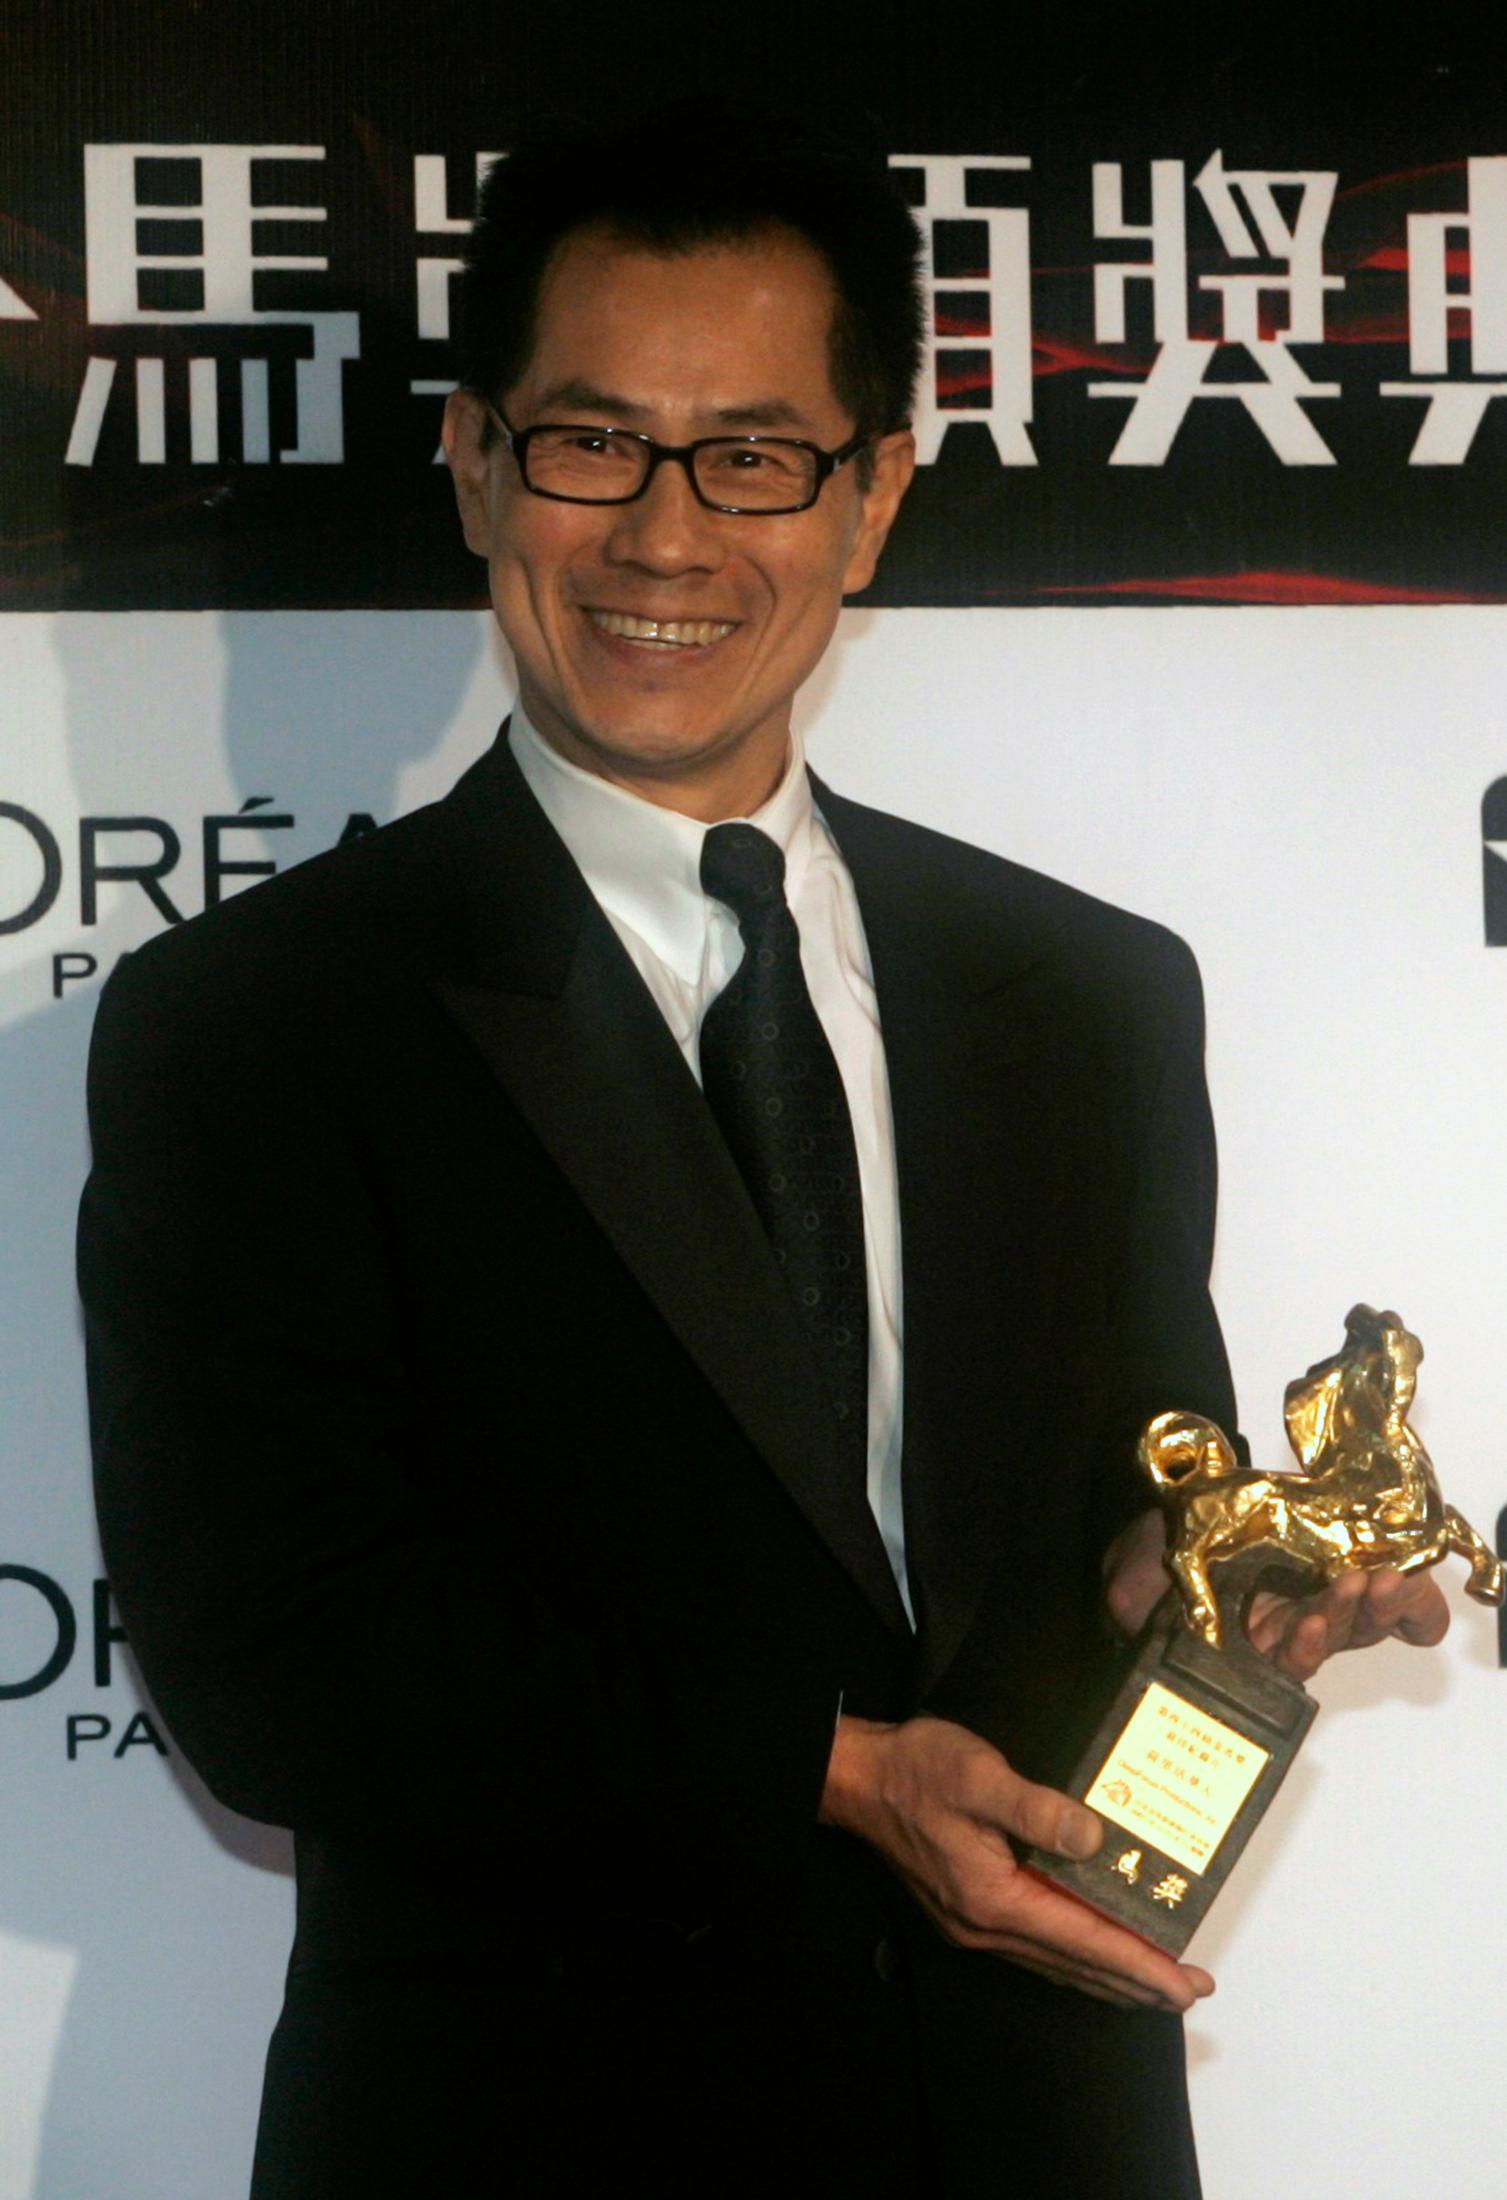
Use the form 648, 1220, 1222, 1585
78, 107, 1447, 2198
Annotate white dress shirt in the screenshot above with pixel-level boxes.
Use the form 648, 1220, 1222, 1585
509, 705, 911, 1622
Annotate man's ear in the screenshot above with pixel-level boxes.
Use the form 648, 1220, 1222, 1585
443, 389, 496, 558
841, 428, 917, 598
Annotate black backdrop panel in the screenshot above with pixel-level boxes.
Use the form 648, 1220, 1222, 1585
3, 2, 1504, 608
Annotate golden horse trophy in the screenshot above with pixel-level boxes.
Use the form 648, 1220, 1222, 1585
1029, 1306, 1503, 1955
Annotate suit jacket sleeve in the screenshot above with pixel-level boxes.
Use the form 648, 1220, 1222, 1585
908, 907, 1243, 1776
1088, 928, 1242, 1561
77, 935, 841, 1892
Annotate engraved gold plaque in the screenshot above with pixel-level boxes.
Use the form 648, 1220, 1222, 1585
1027, 1304, 1504, 1955
1082, 1680, 1269, 1877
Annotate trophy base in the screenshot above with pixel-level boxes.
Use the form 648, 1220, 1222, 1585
1027, 1578, 1317, 1956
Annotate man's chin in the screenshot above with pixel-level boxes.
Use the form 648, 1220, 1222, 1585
589, 732, 734, 779
534, 709, 775, 786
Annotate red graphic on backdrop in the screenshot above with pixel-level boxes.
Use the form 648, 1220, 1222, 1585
1040, 571, 1503, 606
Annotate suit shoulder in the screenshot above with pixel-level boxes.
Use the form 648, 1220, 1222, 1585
98, 788, 455, 1019
821, 788, 1202, 1013
85, 788, 473, 1113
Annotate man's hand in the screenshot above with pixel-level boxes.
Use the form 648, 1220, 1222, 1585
1103, 1508, 1452, 1681
1102, 1508, 1181, 1642
819, 1713, 1214, 2014
1243, 1565, 1449, 1679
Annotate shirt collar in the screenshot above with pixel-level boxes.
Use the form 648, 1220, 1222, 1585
508, 700, 815, 984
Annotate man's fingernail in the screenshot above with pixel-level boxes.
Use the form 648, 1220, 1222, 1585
1062, 1812, 1101, 1860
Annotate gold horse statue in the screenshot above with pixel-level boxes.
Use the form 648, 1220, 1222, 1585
1140, 1304, 1504, 1650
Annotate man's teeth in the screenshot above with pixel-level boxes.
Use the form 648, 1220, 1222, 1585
589, 610, 736, 648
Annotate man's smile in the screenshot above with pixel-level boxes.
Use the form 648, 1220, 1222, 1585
584, 606, 741, 652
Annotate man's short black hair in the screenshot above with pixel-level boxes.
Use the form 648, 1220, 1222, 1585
455, 102, 925, 456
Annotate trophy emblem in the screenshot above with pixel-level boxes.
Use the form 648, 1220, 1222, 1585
1029, 1305, 1504, 1953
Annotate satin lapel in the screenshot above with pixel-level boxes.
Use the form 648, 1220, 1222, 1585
423, 734, 910, 1638
815, 781, 1072, 1697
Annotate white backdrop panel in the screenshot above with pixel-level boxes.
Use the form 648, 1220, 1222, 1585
3, 607, 1503, 2198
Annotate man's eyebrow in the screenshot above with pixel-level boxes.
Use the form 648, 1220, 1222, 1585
709, 398, 816, 431
531, 378, 646, 421
529, 379, 819, 433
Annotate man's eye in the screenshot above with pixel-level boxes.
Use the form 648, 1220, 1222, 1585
711, 445, 797, 475
565, 433, 616, 456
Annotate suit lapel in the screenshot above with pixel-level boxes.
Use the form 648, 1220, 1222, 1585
815, 781, 1074, 1697
424, 732, 910, 1638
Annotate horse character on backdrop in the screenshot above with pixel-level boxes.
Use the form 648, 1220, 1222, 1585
1140, 1303, 1504, 1650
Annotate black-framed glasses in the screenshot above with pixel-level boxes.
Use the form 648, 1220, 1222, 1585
484, 402, 869, 515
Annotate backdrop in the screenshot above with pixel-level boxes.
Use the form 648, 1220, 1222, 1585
4, 9, 1506, 2197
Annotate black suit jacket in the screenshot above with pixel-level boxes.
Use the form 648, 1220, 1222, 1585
79, 728, 1237, 2198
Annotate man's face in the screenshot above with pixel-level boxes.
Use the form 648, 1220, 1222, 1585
445, 225, 914, 812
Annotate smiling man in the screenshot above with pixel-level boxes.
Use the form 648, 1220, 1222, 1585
79, 103, 1447, 2200
451, 228, 896, 816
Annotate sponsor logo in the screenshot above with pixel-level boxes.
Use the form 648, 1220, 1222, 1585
0, 1565, 170, 1761
1484, 778, 1507, 944
0, 797, 379, 1006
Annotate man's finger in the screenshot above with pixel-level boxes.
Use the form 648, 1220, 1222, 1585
1013, 1940, 1215, 2013
998, 1945, 1182, 2012
903, 1831, 1215, 2011
970, 1917, 1201, 2014
1359, 1569, 1450, 1646
998, 1868, 1214, 2011
1253, 1599, 1333, 1678
1250, 1565, 1455, 1675
1392, 1595, 1450, 1645
981, 1764, 1103, 1861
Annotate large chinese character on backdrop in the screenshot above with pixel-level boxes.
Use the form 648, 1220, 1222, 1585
68, 146, 357, 469
1089, 152, 1343, 465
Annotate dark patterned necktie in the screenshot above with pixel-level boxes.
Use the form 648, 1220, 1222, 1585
698, 822, 868, 1482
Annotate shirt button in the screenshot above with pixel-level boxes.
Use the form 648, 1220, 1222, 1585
873, 1935, 898, 1984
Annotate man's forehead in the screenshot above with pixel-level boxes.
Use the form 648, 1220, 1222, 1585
511, 222, 843, 427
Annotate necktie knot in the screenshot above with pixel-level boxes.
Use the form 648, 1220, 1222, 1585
700, 822, 787, 924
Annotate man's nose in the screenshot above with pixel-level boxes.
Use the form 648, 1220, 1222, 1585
602, 453, 727, 573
